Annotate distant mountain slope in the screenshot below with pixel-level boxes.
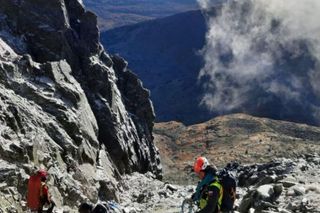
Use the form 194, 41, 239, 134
102, 5, 320, 127
83, 0, 198, 30
102, 10, 211, 124
154, 113, 320, 182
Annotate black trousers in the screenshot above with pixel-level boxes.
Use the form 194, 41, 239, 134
38, 197, 55, 213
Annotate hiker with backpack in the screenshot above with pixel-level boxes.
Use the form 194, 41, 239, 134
39, 173, 55, 213
27, 169, 55, 213
191, 157, 236, 213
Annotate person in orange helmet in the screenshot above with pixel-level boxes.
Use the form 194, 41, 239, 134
192, 157, 223, 213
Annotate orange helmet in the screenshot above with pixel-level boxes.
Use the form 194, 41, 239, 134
194, 156, 209, 174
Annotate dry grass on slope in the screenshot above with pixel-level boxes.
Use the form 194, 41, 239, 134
154, 114, 320, 183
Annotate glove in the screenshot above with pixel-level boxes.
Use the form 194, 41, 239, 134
191, 193, 195, 201
184, 197, 193, 204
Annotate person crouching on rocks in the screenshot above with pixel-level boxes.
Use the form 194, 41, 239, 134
192, 157, 223, 213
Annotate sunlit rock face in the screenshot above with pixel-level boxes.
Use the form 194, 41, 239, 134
0, 0, 161, 210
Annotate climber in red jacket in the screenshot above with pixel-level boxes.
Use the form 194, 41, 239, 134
38, 174, 55, 213
27, 169, 55, 213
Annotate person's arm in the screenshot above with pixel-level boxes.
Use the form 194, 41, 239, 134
196, 186, 219, 213
42, 185, 51, 203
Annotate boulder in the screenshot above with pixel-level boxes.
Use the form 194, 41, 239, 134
291, 185, 306, 196
256, 185, 275, 200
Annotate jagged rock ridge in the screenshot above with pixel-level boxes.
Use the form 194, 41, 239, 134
0, 0, 161, 211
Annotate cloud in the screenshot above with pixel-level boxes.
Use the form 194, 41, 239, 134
197, 0, 320, 124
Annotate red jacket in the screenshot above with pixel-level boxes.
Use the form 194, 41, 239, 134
40, 182, 50, 202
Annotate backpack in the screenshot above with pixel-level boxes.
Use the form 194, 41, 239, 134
27, 169, 49, 210
219, 170, 237, 211
27, 175, 41, 210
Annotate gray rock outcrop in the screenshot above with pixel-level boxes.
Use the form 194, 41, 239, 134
0, 0, 161, 211
95, 155, 320, 213
236, 155, 320, 213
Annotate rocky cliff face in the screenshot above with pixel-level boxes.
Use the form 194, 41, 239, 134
0, 0, 161, 211
102, 10, 208, 125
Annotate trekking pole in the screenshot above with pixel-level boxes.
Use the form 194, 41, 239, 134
180, 198, 197, 213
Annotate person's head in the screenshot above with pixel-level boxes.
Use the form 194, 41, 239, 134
193, 156, 209, 179
92, 203, 108, 213
37, 169, 48, 182
79, 203, 93, 213
40, 176, 47, 182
